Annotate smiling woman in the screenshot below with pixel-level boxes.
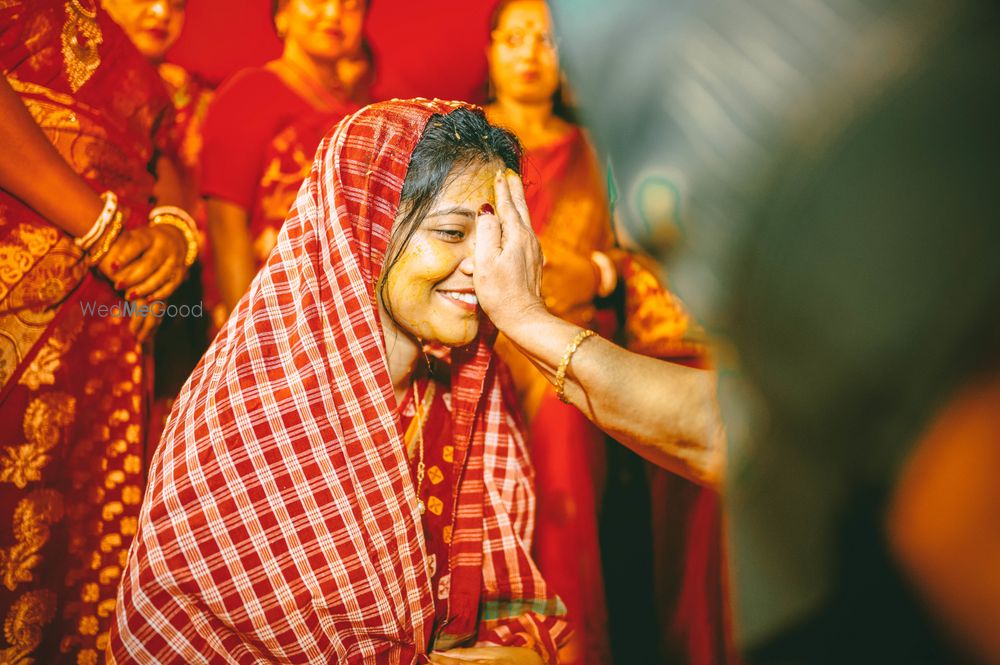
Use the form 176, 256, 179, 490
377, 110, 520, 406
109, 100, 569, 664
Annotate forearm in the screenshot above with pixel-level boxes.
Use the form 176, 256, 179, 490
153, 154, 189, 209
206, 197, 256, 312
0, 76, 101, 236
501, 307, 724, 487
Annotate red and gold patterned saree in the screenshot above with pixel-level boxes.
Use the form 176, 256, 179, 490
0, 1, 170, 662
110, 99, 569, 663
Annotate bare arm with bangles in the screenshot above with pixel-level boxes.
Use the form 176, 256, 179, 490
474, 169, 725, 488
0, 76, 193, 342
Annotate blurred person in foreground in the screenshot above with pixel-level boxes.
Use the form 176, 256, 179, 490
201, 0, 364, 322
484, 1, 723, 662
0, 1, 195, 660
477, 0, 1000, 662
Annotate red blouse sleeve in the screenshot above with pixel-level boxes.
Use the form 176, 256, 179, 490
199, 68, 295, 210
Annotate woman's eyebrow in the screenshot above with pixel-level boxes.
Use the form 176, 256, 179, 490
425, 206, 476, 220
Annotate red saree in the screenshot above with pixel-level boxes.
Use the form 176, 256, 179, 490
0, 1, 170, 662
248, 107, 359, 268
503, 126, 726, 665
109, 99, 570, 663
497, 127, 614, 665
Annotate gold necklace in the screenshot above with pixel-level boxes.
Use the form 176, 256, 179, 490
409, 378, 432, 515
61, 0, 102, 92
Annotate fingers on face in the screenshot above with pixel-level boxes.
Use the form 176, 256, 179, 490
504, 169, 532, 229
493, 168, 536, 246
475, 210, 502, 262
494, 168, 519, 228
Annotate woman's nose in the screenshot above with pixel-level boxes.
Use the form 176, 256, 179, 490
458, 254, 475, 276
148, 0, 168, 19
320, 0, 343, 20
458, 230, 476, 275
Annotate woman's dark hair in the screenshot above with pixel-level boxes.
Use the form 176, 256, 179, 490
378, 107, 522, 322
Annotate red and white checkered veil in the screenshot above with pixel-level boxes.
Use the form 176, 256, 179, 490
109, 99, 569, 663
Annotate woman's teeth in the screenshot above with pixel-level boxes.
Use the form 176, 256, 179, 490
442, 291, 478, 305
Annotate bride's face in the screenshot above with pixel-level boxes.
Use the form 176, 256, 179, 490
379, 164, 497, 348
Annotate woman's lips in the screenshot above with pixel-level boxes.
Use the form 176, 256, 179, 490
143, 27, 169, 42
318, 27, 345, 41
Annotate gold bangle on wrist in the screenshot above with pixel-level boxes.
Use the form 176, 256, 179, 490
555, 329, 596, 403
86, 208, 124, 267
149, 205, 196, 230
149, 209, 199, 267
75, 190, 118, 252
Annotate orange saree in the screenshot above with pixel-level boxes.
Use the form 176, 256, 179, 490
0, 2, 170, 662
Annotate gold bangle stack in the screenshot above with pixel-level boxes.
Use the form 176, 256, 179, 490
555, 329, 596, 403
149, 205, 199, 267
75, 190, 118, 252
86, 208, 124, 266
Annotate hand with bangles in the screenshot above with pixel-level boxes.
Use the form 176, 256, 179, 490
79, 193, 196, 342
103, 223, 189, 341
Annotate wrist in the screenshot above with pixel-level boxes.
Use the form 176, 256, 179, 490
493, 300, 552, 342
149, 205, 199, 266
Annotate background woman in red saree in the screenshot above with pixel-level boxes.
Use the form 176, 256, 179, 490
485, 1, 721, 663
110, 100, 570, 663
200, 0, 364, 319
248, 42, 372, 269
0, 1, 191, 661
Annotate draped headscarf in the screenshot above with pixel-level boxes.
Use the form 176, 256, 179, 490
109, 99, 569, 663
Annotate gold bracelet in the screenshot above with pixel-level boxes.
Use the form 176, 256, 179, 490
75, 190, 118, 252
149, 212, 199, 266
88, 209, 123, 266
149, 205, 196, 231
555, 329, 595, 403
86, 208, 124, 267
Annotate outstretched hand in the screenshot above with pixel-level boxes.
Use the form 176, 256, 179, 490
474, 169, 547, 331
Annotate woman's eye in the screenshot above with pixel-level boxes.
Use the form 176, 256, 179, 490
434, 229, 466, 241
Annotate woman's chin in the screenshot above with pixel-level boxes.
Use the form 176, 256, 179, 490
428, 326, 480, 349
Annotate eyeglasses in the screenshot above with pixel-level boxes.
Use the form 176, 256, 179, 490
492, 29, 557, 52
